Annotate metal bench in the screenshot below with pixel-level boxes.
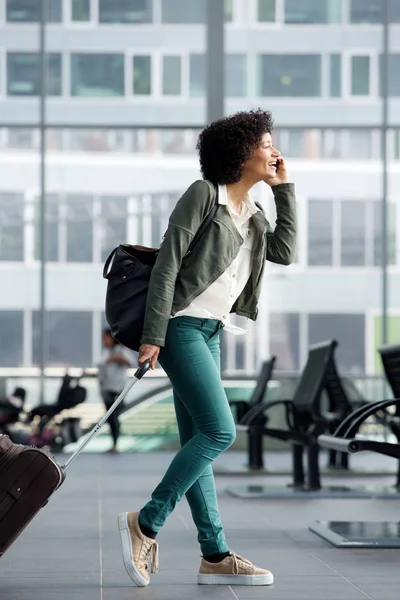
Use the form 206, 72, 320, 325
226, 340, 343, 499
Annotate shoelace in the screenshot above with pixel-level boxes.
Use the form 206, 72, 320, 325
230, 552, 254, 575
141, 539, 159, 574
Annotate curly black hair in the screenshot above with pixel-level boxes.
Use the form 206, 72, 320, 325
196, 109, 274, 185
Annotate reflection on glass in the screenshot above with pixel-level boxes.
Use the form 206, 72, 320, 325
285, 0, 342, 24
100, 196, 128, 262
33, 195, 59, 262
66, 195, 93, 262
258, 0, 276, 22
162, 0, 205, 23
225, 54, 247, 97
72, 0, 90, 21
350, 0, 400, 24
7, 53, 62, 96
0, 193, 24, 261
308, 200, 333, 265
0, 311, 23, 367
6, 0, 62, 22
269, 313, 300, 371
190, 54, 205, 97
373, 202, 396, 267
341, 200, 366, 266
379, 55, 400, 97
32, 311, 93, 367
330, 54, 341, 97
71, 53, 124, 96
351, 56, 370, 96
308, 314, 365, 374
162, 56, 182, 95
258, 54, 321, 97
99, 0, 152, 23
133, 56, 152, 95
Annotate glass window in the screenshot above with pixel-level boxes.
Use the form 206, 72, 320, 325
373, 316, 400, 373
33, 195, 59, 262
100, 196, 128, 262
72, 0, 90, 21
351, 0, 400, 24
224, 0, 233, 22
308, 314, 366, 375
225, 54, 247, 97
66, 195, 93, 262
285, 0, 342, 24
257, 0, 276, 22
308, 200, 333, 266
32, 311, 93, 367
373, 202, 396, 267
190, 54, 205, 97
0, 311, 23, 367
258, 54, 321, 97
0, 193, 24, 261
99, 0, 152, 23
270, 313, 300, 371
341, 200, 366, 266
351, 56, 370, 96
330, 54, 341, 97
380, 54, 400, 97
7, 53, 62, 96
162, 56, 182, 95
133, 56, 151, 95
162, 0, 204, 23
6, 0, 62, 22
71, 53, 124, 97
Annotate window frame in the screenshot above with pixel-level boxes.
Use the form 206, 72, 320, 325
250, 0, 282, 26
66, 0, 97, 26
68, 50, 126, 99
343, 48, 378, 99
161, 53, 186, 98
5, 50, 64, 98
130, 50, 155, 97
256, 51, 324, 99
5, 0, 64, 24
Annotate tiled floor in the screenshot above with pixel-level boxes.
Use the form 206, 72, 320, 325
1, 451, 399, 600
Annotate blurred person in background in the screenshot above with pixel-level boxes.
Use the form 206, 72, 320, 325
118, 109, 297, 587
98, 328, 133, 453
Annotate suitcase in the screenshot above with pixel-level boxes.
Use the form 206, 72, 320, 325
0, 361, 150, 557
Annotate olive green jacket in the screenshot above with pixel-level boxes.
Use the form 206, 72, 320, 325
141, 180, 297, 347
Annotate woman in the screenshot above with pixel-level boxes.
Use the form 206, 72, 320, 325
118, 109, 297, 586
98, 328, 132, 453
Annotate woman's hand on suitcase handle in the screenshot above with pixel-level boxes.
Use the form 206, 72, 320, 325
138, 344, 160, 370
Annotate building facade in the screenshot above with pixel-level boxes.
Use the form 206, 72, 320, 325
0, 0, 399, 375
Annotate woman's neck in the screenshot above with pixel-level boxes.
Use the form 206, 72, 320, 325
225, 178, 254, 212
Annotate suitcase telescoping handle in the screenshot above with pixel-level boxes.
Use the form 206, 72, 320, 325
62, 361, 151, 472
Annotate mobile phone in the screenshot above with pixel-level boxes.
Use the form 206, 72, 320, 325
275, 159, 281, 172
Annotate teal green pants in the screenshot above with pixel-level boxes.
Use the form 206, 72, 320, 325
139, 316, 236, 556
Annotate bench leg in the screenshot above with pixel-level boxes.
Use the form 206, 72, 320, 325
328, 449, 337, 468
307, 443, 321, 491
247, 426, 264, 471
340, 452, 349, 470
292, 444, 305, 487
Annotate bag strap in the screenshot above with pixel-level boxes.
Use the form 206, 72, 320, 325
186, 182, 219, 256
103, 248, 117, 279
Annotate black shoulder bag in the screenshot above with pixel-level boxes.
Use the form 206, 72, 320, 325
103, 188, 218, 351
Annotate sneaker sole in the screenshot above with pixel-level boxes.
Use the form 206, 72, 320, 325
197, 573, 274, 586
117, 513, 149, 588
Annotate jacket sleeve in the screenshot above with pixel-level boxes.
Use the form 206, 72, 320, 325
140, 180, 213, 347
266, 183, 297, 266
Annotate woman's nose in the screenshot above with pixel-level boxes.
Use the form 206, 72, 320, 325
271, 146, 280, 156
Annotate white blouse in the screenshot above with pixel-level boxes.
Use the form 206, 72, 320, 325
173, 184, 259, 335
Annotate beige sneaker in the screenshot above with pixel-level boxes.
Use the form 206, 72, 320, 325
198, 552, 273, 586
118, 512, 159, 587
